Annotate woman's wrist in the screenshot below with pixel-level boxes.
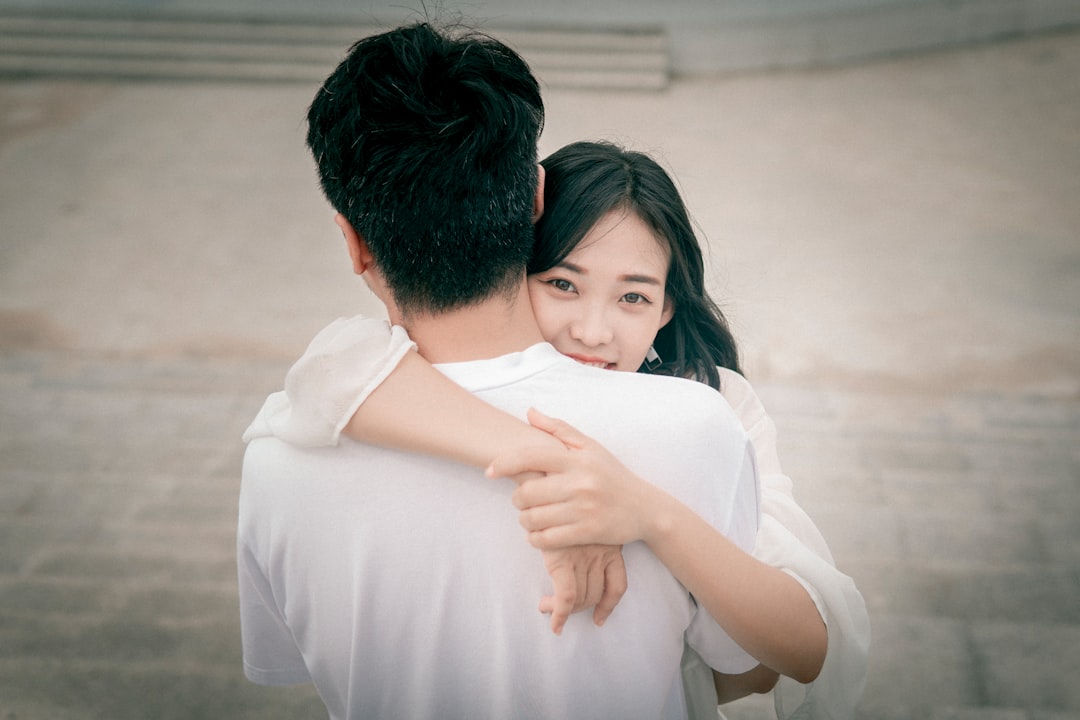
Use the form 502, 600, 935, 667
637, 481, 678, 548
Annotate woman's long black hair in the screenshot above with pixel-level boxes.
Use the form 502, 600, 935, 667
530, 141, 741, 390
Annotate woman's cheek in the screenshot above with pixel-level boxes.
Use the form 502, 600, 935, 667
530, 294, 565, 342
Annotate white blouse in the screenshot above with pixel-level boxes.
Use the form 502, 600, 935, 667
244, 315, 870, 720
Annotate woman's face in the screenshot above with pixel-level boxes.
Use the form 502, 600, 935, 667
528, 208, 674, 372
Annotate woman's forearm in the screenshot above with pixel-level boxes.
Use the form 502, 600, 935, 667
639, 485, 826, 684
344, 350, 563, 467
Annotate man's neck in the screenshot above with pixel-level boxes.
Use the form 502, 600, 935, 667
396, 280, 546, 364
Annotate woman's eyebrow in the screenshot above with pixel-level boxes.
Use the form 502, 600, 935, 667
554, 262, 661, 285
619, 273, 663, 285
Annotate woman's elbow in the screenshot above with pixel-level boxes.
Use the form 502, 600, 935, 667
791, 662, 821, 686
750, 666, 780, 694
714, 664, 780, 703
789, 639, 826, 685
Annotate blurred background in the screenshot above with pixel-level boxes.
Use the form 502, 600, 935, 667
1, 1, 1078, 718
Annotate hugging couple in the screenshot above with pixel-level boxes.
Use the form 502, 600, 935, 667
238, 20, 869, 720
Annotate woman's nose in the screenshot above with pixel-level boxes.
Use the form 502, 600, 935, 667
569, 307, 614, 347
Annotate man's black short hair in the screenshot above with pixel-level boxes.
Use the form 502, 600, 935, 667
307, 23, 544, 314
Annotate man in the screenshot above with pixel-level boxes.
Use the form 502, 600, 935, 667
238, 23, 758, 719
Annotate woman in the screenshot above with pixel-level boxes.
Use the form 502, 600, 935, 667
245, 141, 869, 719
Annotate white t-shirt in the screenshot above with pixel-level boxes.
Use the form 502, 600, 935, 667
239, 342, 759, 720
245, 316, 871, 719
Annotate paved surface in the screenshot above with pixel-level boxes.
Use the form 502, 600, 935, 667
1, 25, 1078, 720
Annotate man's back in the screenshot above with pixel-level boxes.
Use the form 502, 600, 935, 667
238, 344, 758, 719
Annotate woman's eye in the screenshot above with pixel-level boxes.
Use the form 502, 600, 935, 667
549, 278, 575, 292
622, 292, 650, 305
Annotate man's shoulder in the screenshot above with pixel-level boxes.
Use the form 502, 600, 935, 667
589, 368, 738, 422
534, 364, 744, 447
634, 373, 745, 445
242, 435, 296, 480
241, 434, 337, 480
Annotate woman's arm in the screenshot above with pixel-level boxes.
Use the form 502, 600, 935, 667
637, 477, 826, 684
491, 409, 828, 685
716, 369, 870, 714
344, 350, 564, 465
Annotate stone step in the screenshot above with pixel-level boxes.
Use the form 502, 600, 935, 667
0, 12, 669, 90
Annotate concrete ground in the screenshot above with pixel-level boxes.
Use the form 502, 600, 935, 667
1, 24, 1078, 720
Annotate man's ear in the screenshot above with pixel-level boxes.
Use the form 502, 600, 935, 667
335, 213, 373, 276
532, 164, 545, 224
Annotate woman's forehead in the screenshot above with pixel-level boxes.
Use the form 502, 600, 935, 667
570, 209, 669, 267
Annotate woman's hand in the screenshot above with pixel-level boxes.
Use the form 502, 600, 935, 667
486, 408, 652, 634
539, 544, 627, 634
488, 408, 657, 551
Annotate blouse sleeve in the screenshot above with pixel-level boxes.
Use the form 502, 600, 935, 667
242, 315, 416, 447
719, 368, 871, 720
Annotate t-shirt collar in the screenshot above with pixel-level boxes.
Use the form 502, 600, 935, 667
434, 342, 569, 392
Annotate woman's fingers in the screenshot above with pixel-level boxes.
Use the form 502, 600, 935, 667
486, 409, 600, 482
527, 523, 594, 550
511, 474, 576, 510
527, 408, 588, 450
541, 559, 577, 636
593, 550, 628, 627
537, 546, 628, 633
486, 444, 567, 481
540, 546, 596, 634
517, 498, 579, 533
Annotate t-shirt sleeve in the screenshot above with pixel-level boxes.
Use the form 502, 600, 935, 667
683, 439, 760, 674
242, 315, 417, 447
237, 541, 311, 686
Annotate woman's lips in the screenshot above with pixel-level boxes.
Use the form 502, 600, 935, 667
566, 353, 616, 370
